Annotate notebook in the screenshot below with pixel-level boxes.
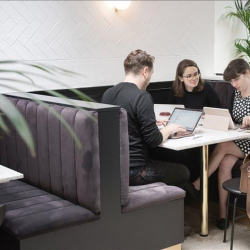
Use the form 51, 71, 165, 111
167, 108, 203, 139
236, 127, 250, 132
154, 104, 185, 121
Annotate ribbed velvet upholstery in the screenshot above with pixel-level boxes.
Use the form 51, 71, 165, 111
0, 98, 100, 239
211, 81, 234, 109
119, 109, 130, 207
1, 98, 100, 213
0, 180, 99, 239
119, 108, 185, 213
123, 183, 185, 213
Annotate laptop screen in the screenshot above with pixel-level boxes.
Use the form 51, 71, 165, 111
167, 108, 203, 131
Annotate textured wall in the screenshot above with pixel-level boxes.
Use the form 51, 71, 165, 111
0, 1, 214, 92
214, 1, 246, 74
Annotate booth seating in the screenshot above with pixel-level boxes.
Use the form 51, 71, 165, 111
0, 94, 185, 250
30, 80, 244, 194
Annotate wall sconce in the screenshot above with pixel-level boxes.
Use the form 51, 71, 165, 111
106, 1, 131, 11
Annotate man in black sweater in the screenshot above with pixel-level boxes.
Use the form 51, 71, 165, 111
102, 50, 190, 188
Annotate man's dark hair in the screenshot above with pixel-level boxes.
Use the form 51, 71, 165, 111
124, 49, 155, 75
224, 58, 250, 81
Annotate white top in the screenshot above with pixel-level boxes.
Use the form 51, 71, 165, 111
160, 125, 250, 151
0, 165, 23, 183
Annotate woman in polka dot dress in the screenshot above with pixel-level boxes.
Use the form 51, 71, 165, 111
232, 89, 250, 155
192, 59, 250, 230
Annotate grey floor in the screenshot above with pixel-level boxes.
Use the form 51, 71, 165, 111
183, 206, 250, 250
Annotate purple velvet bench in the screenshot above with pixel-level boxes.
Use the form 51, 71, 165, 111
0, 93, 185, 250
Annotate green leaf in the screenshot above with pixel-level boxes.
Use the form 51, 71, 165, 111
0, 77, 96, 122
0, 83, 85, 149
222, 0, 250, 62
0, 95, 35, 157
0, 60, 81, 76
0, 114, 9, 134
0, 60, 96, 155
0, 68, 95, 103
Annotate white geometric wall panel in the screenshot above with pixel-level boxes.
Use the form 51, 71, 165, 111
0, 1, 214, 93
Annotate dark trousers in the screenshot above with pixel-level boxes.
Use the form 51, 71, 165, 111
148, 147, 201, 182
129, 158, 190, 188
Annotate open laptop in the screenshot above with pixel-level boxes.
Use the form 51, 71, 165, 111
203, 107, 250, 132
203, 107, 235, 130
167, 108, 203, 139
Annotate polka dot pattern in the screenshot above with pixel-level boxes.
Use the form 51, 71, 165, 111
232, 90, 250, 155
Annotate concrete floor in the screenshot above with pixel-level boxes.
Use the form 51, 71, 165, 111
183, 204, 250, 250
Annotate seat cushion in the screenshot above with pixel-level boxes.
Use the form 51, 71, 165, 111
0, 99, 100, 214
119, 108, 130, 207
0, 180, 99, 240
122, 182, 185, 213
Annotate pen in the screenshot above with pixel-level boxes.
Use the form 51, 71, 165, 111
193, 135, 203, 139
157, 121, 167, 127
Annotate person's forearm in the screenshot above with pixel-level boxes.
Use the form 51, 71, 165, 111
160, 127, 172, 142
160, 123, 186, 143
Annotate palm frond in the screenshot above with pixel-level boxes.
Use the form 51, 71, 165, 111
0, 60, 94, 155
244, 0, 250, 10
0, 77, 96, 121
0, 94, 35, 157
222, 0, 250, 62
235, 0, 243, 11
0, 60, 80, 76
0, 68, 95, 103
0, 114, 9, 134
235, 41, 249, 55
0, 82, 88, 150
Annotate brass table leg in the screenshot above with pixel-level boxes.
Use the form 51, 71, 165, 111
200, 145, 209, 236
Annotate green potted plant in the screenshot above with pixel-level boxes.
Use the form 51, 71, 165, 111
0, 60, 94, 156
222, 0, 250, 62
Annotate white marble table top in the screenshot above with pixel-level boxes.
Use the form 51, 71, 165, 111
160, 125, 250, 151
0, 165, 23, 183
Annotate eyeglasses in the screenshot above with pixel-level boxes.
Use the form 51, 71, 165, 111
182, 72, 200, 80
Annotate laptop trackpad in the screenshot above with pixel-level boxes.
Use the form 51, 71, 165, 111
170, 131, 193, 139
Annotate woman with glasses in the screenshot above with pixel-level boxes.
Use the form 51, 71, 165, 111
161, 59, 221, 185
192, 59, 250, 230
167, 59, 221, 109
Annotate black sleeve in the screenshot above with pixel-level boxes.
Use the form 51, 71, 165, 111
206, 83, 221, 108
136, 93, 163, 147
167, 88, 177, 104
101, 89, 110, 104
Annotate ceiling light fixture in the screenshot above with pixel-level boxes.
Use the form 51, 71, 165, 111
106, 1, 131, 11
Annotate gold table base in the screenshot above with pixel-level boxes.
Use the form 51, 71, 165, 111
200, 145, 209, 236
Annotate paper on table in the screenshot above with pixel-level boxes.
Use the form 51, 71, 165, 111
236, 128, 250, 133
186, 134, 216, 141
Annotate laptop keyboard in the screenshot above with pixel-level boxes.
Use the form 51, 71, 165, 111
170, 131, 193, 139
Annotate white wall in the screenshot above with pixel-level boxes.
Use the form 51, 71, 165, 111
0, 1, 215, 93
214, 1, 247, 74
